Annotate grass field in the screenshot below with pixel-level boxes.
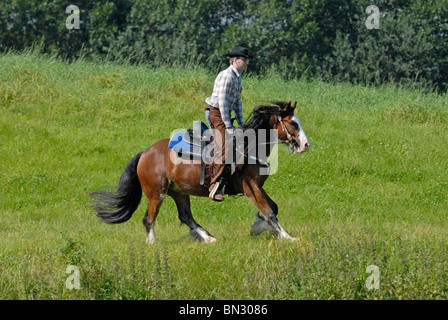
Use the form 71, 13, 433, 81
1, 51, 448, 299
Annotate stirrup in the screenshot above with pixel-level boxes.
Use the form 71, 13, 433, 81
209, 182, 225, 202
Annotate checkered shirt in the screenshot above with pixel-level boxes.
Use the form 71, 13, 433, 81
205, 65, 244, 128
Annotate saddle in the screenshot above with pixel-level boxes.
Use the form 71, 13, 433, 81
168, 121, 211, 158
167, 114, 241, 195
168, 121, 214, 186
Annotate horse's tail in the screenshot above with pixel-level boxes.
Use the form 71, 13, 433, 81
89, 152, 143, 224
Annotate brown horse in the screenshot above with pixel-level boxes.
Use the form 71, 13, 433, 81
89, 101, 310, 244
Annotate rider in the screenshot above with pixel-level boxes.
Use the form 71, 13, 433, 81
205, 46, 252, 201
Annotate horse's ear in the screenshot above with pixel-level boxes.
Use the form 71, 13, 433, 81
285, 101, 295, 115
280, 101, 290, 111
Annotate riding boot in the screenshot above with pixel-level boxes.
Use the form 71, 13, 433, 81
209, 181, 225, 202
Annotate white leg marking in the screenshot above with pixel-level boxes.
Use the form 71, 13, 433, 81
268, 217, 298, 241
251, 213, 297, 241
273, 223, 297, 241
194, 228, 217, 243
146, 224, 156, 245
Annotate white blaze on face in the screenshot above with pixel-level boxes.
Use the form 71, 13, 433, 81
292, 114, 310, 153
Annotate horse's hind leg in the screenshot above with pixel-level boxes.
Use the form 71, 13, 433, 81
170, 192, 217, 243
142, 194, 165, 245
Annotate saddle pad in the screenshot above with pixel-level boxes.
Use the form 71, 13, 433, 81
168, 130, 202, 157
168, 121, 211, 158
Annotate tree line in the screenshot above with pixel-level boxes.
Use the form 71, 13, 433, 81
1, 0, 447, 92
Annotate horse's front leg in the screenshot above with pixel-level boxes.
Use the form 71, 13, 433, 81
243, 181, 296, 241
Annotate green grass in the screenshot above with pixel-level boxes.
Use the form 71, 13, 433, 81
1, 51, 448, 299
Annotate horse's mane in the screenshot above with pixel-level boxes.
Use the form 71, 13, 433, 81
231, 101, 290, 172
241, 101, 290, 131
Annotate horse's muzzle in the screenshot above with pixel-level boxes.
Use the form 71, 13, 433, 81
293, 141, 310, 154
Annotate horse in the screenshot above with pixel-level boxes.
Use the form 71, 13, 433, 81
89, 101, 311, 244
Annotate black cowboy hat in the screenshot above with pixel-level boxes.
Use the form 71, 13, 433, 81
225, 46, 253, 59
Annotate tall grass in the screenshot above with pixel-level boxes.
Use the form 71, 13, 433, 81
1, 52, 448, 299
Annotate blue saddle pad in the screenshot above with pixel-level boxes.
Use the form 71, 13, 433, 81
168, 121, 210, 157
168, 131, 201, 155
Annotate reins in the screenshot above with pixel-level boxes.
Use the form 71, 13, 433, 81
233, 104, 298, 167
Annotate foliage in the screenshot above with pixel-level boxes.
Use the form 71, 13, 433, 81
0, 0, 447, 90
319, 1, 448, 91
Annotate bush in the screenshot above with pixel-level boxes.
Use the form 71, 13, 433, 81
1, 0, 447, 91
319, 1, 447, 92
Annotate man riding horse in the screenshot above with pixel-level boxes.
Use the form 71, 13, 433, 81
89, 46, 312, 244
205, 46, 253, 202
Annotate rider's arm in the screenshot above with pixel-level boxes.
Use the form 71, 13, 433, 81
217, 74, 235, 129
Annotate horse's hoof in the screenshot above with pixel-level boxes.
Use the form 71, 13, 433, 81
204, 236, 217, 244
281, 235, 299, 242
190, 228, 217, 243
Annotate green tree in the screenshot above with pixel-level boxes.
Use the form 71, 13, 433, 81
1, 0, 447, 91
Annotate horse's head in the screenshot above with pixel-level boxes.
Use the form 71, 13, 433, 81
275, 101, 311, 154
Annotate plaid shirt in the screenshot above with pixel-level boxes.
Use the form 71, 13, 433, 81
205, 65, 244, 128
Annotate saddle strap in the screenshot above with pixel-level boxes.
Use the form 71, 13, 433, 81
200, 140, 205, 185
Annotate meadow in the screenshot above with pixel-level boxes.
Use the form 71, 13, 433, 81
1, 51, 448, 299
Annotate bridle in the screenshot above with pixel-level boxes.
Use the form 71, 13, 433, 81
277, 115, 299, 149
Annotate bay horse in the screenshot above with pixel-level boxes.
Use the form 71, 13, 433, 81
89, 101, 311, 244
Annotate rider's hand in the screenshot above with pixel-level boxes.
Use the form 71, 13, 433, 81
226, 127, 235, 136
